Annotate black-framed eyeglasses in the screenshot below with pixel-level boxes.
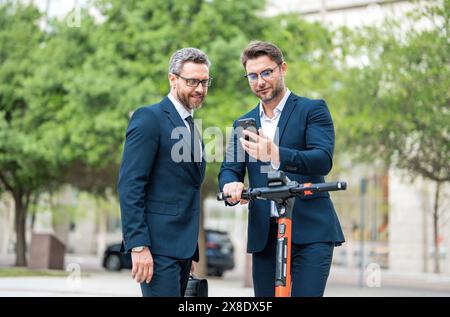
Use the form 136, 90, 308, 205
174, 74, 212, 87
244, 64, 281, 82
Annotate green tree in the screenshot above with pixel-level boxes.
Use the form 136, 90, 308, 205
0, 2, 102, 266
334, 1, 449, 272
0, 2, 50, 266
1, 0, 343, 271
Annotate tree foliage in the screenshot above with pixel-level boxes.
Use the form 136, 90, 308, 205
334, 1, 449, 183
3, 0, 446, 270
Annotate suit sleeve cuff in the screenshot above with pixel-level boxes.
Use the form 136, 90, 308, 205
278, 146, 300, 173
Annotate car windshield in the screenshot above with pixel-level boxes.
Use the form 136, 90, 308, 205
207, 231, 229, 243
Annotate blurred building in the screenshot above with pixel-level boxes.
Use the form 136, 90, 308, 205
266, 0, 421, 27
263, 0, 449, 275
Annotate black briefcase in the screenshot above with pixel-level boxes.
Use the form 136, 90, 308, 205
185, 274, 208, 297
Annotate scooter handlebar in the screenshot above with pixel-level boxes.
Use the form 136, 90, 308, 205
293, 181, 347, 193
217, 181, 347, 201
216, 189, 260, 201
216, 192, 229, 201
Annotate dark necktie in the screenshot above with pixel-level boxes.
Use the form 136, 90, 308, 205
185, 115, 202, 167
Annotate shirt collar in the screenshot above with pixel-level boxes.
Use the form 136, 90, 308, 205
259, 88, 291, 119
168, 93, 193, 120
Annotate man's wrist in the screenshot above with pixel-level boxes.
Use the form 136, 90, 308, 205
270, 143, 280, 167
132, 246, 147, 252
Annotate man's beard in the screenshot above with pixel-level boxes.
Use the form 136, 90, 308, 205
256, 78, 284, 103
177, 90, 204, 111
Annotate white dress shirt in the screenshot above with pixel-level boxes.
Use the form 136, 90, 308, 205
258, 88, 291, 217
168, 93, 192, 130
168, 93, 202, 160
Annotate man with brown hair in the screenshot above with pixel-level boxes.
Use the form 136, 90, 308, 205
219, 41, 344, 297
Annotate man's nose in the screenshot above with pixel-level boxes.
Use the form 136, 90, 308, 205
195, 83, 206, 94
257, 76, 266, 87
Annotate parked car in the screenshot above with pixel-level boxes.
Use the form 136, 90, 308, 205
204, 229, 235, 277
102, 229, 235, 277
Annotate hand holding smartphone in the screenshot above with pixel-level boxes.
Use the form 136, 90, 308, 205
237, 118, 258, 142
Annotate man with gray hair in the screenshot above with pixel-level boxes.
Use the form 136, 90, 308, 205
118, 48, 211, 296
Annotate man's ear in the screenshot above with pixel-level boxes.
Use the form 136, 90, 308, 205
280, 62, 287, 76
168, 73, 177, 90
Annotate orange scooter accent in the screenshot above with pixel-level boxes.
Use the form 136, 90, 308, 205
274, 183, 315, 297
303, 183, 313, 196
275, 217, 292, 297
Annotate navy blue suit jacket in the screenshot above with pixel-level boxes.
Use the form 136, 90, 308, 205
219, 93, 344, 253
118, 97, 206, 260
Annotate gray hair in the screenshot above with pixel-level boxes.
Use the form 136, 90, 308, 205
168, 47, 210, 74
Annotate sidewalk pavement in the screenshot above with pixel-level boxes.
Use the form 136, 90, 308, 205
1, 254, 450, 297
1, 269, 449, 297
0, 270, 252, 297
328, 266, 450, 294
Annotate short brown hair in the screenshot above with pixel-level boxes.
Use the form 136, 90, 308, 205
240, 41, 284, 68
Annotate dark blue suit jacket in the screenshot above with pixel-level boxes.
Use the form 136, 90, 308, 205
219, 93, 344, 253
118, 97, 206, 260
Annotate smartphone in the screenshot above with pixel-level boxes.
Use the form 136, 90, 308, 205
237, 118, 258, 141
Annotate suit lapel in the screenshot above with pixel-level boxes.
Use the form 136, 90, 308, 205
250, 93, 298, 144
248, 105, 261, 129
248, 94, 297, 169
161, 97, 202, 174
276, 93, 297, 143
201, 147, 206, 180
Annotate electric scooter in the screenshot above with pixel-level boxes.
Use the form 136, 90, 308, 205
217, 170, 347, 297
